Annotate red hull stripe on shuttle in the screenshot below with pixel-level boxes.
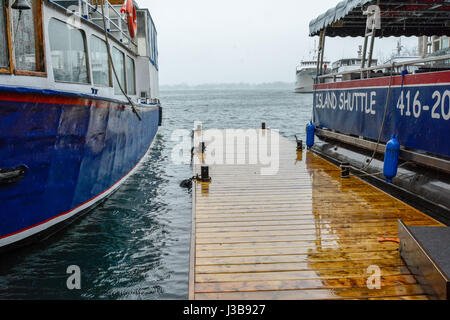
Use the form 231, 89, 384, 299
314, 70, 450, 90
0, 91, 126, 109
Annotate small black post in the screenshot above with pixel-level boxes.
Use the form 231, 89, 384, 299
341, 162, 350, 178
200, 142, 206, 154
296, 140, 303, 151
200, 165, 211, 182
262, 122, 266, 130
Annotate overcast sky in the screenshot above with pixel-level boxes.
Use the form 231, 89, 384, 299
140, 0, 418, 85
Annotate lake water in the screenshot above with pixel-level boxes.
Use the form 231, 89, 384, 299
0, 89, 313, 299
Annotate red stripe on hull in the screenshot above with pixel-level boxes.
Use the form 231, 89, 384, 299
314, 70, 450, 90
0, 91, 127, 109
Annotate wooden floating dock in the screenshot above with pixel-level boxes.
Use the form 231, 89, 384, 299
189, 129, 445, 300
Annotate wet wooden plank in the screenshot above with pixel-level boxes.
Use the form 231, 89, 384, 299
195, 226, 400, 239
195, 275, 417, 293
195, 266, 412, 283
366, 295, 430, 300
195, 284, 426, 300
189, 129, 444, 300
195, 212, 437, 223
195, 251, 403, 266
195, 234, 401, 245
195, 258, 406, 274
196, 218, 440, 228
196, 241, 396, 252
195, 243, 399, 258
196, 221, 441, 233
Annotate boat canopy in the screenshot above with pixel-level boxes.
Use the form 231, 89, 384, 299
309, 0, 450, 37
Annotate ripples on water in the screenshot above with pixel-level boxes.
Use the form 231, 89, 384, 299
0, 89, 313, 299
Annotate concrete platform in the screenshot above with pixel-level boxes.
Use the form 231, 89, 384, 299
399, 221, 449, 300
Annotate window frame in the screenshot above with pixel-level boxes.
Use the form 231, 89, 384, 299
49, 17, 91, 85
0, 2, 12, 74
7, 1, 46, 77
90, 35, 112, 88
112, 46, 126, 95
125, 55, 136, 95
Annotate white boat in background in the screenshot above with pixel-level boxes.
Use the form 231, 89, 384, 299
295, 59, 330, 93
332, 57, 378, 81
331, 47, 377, 81
382, 41, 423, 73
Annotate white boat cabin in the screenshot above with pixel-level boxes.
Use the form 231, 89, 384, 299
0, 0, 159, 104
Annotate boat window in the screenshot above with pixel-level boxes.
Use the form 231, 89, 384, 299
112, 47, 125, 95
0, 1, 9, 70
443, 38, 449, 49
434, 41, 441, 52
126, 56, 136, 95
12, 1, 44, 72
148, 16, 158, 68
152, 27, 156, 64
149, 21, 154, 63
49, 19, 89, 84
90, 36, 110, 87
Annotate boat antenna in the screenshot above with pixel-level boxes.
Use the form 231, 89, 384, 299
313, 40, 317, 60
397, 39, 403, 55
99, 0, 142, 121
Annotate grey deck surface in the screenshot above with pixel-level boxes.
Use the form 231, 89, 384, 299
409, 226, 450, 277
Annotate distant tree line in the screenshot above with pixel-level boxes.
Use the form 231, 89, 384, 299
160, 82, 295, 90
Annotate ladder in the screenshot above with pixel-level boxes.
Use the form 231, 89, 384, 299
361, 3, 381, 77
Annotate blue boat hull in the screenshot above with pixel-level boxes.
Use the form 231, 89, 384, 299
313, 71, 450, 158
0, 88, 160, 251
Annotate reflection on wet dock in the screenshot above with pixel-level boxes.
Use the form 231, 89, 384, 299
189, 129, 444, 300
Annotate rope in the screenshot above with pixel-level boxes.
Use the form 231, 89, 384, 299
349, 161, 410, 178
13, 10, 23, 44
361, 62, 396, 171
99, 0, 142, 121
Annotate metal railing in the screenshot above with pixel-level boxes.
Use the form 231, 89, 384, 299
317, 54, 450, 81
48, 0, 134, 47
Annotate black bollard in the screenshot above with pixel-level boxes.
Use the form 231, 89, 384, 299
262, 122, 266, 130
200, 165, 211, 182
341, 163, 350, 178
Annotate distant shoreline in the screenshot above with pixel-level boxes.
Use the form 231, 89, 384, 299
160, 82, 295, 91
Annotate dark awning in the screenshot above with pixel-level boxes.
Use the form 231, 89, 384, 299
309, 0, 450, 37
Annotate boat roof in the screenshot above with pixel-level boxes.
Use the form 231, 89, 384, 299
309, 0, 450, 37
